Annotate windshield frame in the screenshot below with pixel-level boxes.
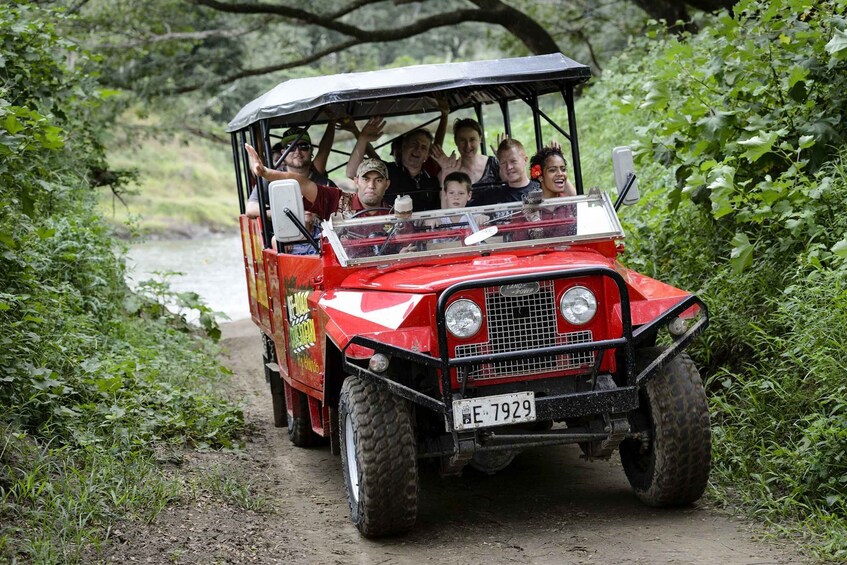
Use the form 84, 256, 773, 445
322, 191, 624, 267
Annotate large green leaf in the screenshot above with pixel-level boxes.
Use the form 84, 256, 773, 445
738, 130, 778, 163
730, 232, 754, 273
825, 27, 847, 59
832, 239, 847, 259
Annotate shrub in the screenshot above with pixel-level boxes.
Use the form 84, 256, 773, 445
0, 4, 242, 561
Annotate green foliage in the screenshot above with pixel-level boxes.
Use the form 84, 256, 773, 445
0, 3, 242, 562
708, 268, 847, 557
623, 0, 847, 273
576, 0, 847, 558
98, 134, 238, 236
129, 270, 227, 341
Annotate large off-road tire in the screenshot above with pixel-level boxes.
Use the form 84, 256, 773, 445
262, 336, 287, 428
268, 368, 287, 428
339, 377, 418, 537
287, 385, 319, 447
619, 348, 711, 507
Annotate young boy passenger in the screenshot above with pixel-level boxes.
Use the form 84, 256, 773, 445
442, 171, 473, 216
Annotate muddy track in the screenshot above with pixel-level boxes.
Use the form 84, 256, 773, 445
94, 319, 809, 564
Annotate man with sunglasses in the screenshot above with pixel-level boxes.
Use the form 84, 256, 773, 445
246, 126, 336, 218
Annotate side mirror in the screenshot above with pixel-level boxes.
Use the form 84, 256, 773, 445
612, 146, 640, 205
268, 179, 306, 242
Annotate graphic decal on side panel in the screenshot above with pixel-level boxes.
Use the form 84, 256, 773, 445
284, 276, 319, 374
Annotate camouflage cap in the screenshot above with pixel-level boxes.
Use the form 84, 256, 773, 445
356, 158, 389, 179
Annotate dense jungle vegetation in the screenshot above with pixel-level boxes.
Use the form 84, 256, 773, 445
3, 0, 847, 561
595, 1, 847, 557
0, 4, 243, 562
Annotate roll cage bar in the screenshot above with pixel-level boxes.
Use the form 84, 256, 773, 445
228, 54, 593, 249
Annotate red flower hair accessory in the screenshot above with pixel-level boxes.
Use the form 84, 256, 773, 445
530, 164, 542, 179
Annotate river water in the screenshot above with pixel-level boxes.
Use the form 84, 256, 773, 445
125, 233, 250, 322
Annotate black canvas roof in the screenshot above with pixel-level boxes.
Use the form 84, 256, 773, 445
227, 53, 591, 132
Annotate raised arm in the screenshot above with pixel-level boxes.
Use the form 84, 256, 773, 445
431, 144, 461, 184
433, 97, 450, 148
312, 118, 336, 175
346, 116, 385, 179
245, 143, 319, 203
338, 116, 379, 160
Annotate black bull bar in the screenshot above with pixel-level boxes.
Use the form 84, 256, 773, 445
341, 267, 708, 431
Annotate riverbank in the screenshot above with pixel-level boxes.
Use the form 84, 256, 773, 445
98, 133, 238, 240
125, 232, 250, 323
108, 217, 239, 241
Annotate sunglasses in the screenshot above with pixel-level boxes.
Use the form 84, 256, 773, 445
285, 142, 312, 152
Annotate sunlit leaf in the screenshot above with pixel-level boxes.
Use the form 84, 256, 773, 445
738, 131, 778, 162
3, 114, 24, 134
730, 232, 754, 273
825, 28, 847, 58
832, 239, 847, 258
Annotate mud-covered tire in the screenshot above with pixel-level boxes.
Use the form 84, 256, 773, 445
262, 337, 287, 428
287, 385, 318, 447
268, 369, 287, 428
619, 348, 711, 506
339, 377, 417, 537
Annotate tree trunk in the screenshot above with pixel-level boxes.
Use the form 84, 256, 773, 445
469, 0, 560, 54
631, 0, 697, 33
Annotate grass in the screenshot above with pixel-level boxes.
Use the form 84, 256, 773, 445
0, 424, 180, 563
98, 135, 239, 236
192, 464, 271, 513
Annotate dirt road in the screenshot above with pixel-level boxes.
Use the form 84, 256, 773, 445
99, 319, 809, 564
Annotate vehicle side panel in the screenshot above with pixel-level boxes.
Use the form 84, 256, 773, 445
239, 216, 259, 322
248, 218, 272, 331
263, 248, 288, 377
278, 254, 325, 394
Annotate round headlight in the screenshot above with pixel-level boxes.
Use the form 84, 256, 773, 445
559, 286, 597, 325
445, 299, 483, 338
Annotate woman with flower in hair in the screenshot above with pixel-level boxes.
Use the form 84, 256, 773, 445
511, 145, 578, 240
529, 145, 576, 199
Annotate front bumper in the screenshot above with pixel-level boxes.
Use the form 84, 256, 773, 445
341, 267, 708, 446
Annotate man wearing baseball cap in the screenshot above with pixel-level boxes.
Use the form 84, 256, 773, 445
244, 144, 392, 220
246, 124, 336, 219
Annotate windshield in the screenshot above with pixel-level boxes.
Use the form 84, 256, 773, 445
321, 191, 624, 267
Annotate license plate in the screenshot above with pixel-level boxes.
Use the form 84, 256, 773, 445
452, 392, 536, 431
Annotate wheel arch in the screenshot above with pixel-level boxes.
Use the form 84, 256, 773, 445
323, 336, 346, 409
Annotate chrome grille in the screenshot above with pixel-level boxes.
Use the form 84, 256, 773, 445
454, 282, 595, 380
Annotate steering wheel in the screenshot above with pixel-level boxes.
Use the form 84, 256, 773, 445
348, 207, 392, 219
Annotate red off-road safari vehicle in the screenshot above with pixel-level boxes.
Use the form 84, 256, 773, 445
228, 54, 711, 537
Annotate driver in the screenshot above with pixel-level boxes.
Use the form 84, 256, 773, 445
244, 143, 391, 220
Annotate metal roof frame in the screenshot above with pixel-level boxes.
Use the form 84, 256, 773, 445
227, 53, 591, 132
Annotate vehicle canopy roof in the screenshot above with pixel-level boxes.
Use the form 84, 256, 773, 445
227, 53, 591, 132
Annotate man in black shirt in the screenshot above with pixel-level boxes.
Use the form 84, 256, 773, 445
468, 138, 539, 206
347, 117, 443, 212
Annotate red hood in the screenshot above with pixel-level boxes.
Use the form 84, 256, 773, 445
339, 249, 616, 293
